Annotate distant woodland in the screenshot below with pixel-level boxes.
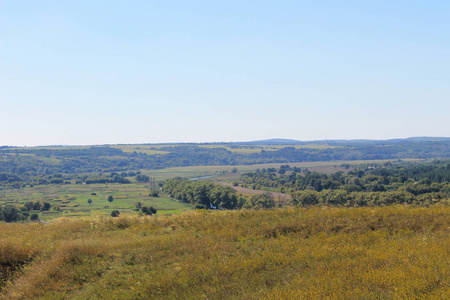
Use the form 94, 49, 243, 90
1, 140, 450, 210
1, 140, 450, 179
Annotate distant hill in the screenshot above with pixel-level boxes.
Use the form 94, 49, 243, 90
237, 139, 307, 145
403, 137, 450, 142
237, 137, 450, 146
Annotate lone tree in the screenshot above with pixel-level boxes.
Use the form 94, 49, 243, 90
107, 195, 114, 204
42, 202, 51, 211
87, 198, 93, 205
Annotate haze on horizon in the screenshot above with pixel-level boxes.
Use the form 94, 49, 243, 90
1, 1, 449, 147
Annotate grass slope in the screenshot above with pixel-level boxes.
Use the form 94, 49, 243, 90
1, 206, 449, 299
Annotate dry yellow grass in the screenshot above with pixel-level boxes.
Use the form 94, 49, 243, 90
1, 206, 449, 299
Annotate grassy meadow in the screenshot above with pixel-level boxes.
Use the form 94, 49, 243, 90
0, 183, 192, 220
1, 205, 449, 299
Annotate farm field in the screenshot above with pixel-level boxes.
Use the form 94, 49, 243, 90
0, 183, 192, 221
142, 158, 424, 182
197, 144, 340, 154
110, 145, 170, 155
0, 158, 424, 221
11, 143, 340, 156
95, 143, 343, 155
1, 206, 449, 299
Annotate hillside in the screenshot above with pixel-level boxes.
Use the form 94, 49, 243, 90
1, 206, 449, 299
1, 139, 450, 179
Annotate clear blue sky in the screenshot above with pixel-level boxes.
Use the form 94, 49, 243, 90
1, 1, 449, 146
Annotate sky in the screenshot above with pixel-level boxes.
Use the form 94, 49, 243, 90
1, 1, 449, 146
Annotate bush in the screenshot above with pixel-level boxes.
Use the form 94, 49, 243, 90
30, 213, 39, 221
111, 210, 120, 217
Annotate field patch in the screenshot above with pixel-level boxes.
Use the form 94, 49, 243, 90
110, 145, 170, 155
0, 183, 192, 221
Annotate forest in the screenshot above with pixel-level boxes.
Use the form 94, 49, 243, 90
1, 139, 450, 180
163, 179, 276, 210
163, 160, 450, 208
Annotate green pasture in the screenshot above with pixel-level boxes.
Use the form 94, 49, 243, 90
0, 183, 192, 221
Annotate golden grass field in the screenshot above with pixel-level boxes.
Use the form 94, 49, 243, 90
1, 205, 449, 299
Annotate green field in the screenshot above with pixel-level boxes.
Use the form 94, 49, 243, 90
0, 158, 426, 221
0, 183, 192, 221
142, 158, 424, 182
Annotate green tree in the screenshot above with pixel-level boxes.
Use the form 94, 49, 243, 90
0, 205, 25, 222
87, 198, 93, 205
107, 195, 114, 204
246, 192, 275, 209
42, 202, 51, 211
32, 201, 42, 211
136, 174, 150, 182
141, 206, 153, 215
24, 201, 34, 211
291, 190, 319, 206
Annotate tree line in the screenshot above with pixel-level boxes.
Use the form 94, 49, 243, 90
0, 201, 52, 222
236, 161, 450, 206
163, 179, 276, 210
1, 141, 450, 180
